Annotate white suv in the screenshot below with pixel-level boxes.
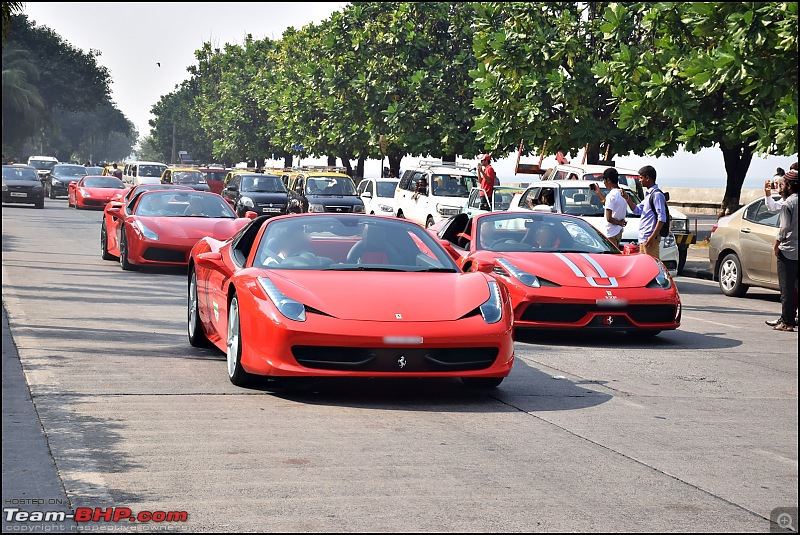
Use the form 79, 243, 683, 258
508, 179, 680, 276
540, 163, 694, 273
394, 160, 479, 228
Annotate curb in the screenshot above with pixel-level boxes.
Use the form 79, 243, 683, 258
680, 267, 714, 281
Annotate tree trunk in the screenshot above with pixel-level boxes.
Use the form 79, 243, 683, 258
442, 154, 456, 164
327, 155, 336, 167
719, 139, 754, 217
356, 156, 365, 179
389, 155, 402, 178
283, 154, 292, 169
584, 143, 602, 165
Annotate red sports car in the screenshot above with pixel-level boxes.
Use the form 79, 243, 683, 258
429, 211, 681, 336
68, 175, 127, 209
102, 189, 255, 270
187, 213, 515, 388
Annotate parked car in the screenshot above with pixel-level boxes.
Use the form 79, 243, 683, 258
394, 160, 479, 228
187, 213, 514, 387
540, 163, 694, 273
286, 167, 365, 214
84, 166, 105, 175
709, 195, 781, 297
507, 179, 680, 276
2, 164, 45, 209
429, 210, 681, 336
102, 189, 255, 270
463, 186, 526, 217
122, 161, 168, 187
26, 155, 58, 180
159, 167, 211, 191
221, 171, 291, 218
68, 175, 127, 210
357, 177, 400, 215
196, 166, 228, 195
45, 163, 87, 199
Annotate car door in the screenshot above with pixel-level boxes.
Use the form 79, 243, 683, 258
740, 199, 780, 284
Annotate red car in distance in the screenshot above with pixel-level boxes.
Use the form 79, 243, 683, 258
68, 175, 127, 209
197, 166, 228, 195
102, 189, 256, 270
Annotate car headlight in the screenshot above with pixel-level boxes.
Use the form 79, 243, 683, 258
308, 203, 325, 213
79, 189, 90, 197
436, 204, 461, 216
662, 234, 676, 248
378, 204, 394, 212
479, 280, 503, 324
258, 277, 306, 321
51, 179, 62, 186
647, 260, 672, 290
240, 197, 254, 208
134, 220, 159, 240
496, 258, 540, 287
670, 219, 688, 233
1, 183, 7, 191
352, 204, 365, 213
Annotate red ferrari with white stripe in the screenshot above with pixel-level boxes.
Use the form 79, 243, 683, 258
429, 211, 681, 336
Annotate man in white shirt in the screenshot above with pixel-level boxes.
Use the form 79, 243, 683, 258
590, 167, 628, 248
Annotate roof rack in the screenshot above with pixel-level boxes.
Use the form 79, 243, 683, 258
299, 165, 349, 174
417, 159, 474, 172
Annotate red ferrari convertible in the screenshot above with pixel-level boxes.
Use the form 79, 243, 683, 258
68, 175, 127, 209
102, 189, 255, 270
429, 211, 681, 336
187, 213, 515, 387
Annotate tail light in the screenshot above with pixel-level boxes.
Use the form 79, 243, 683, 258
710, 223, 718, 234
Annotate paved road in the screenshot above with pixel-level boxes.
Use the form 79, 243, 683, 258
2, 200, 797, 532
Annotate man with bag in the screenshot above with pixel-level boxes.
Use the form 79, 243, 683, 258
622, 165, 668, 260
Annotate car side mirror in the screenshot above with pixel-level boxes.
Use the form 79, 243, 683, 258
195, 251, 231, 276
245, 211, 258, 220
106, 206, 121, 217
472, 258, 494, 273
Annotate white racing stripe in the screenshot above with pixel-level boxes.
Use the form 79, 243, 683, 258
554, 253, 618, 288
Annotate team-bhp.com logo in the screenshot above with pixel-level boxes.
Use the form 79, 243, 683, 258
4, 506, 188, 524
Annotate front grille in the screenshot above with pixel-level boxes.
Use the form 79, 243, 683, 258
83, 199, 103, 206
292, 346, 498, 372
521, 303, 676, 324
142, 247, 186, 263
322, 205, 353, 213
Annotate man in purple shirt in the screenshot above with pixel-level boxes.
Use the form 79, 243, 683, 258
622, 165, 667, 260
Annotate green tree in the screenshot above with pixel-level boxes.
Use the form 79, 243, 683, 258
594, 2, 798, 213
150, 80, 215, 165
2, 1, 23, 42
2, 46, 46, 157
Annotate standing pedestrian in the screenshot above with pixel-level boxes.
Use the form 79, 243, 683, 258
112, 163, 123, 180
772, 169, 798, 332
589, 167, 628, 248
477, 154, 497, 203
764, 168, 789, 211
622, 165, 667, 260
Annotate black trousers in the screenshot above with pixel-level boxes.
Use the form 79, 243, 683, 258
777, 250, 798, 327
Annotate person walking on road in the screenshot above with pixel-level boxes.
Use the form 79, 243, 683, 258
477, 154, 498, 204
622, 165, 667, 260
770, 169, 798, 332
589, 167, 628, 248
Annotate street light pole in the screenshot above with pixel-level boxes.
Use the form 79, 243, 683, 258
171, 123, 176, 164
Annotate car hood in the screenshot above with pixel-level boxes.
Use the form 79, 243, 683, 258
4, 179, 41, 187
51, 175, 83, 183
135, 216, 248, 240
265, 271, 492, 321
485, 251, 663, 289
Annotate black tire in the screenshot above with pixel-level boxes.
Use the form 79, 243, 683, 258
67, 193, 72, 207
461, 377, 504, 388
227, 295, 255, 386
34, 198, 44, 209
425, 216, 435, 229
188, 268, 212, 347
118, 227, 137, 271
677, 246, 688, 275
48, 184, 56, 199
718, 252, 748, 297
100, 220, 115, 260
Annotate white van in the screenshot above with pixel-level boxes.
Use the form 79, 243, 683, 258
27, 156, 59, 179
394, 160, 479, 228
122, 161, 168, 186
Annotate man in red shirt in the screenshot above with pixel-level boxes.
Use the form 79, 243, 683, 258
477, 153, 496, 208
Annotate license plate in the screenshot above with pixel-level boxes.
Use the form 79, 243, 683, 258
10, 192, 27, 197
262, 207, 281, 213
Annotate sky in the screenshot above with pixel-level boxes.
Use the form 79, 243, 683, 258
22, 2, 796, 189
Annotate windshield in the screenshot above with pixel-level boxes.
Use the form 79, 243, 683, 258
134, 191, 237, 218
202, 171, 227, 182
475, 213, 617, 254
54, 165, 87, 177
139, 165, 167, 178
3, 166, 39, 180
83, 177, 125, 188
241, 175, 286, 193
431, 174, 478, 197
29, 160, 57, 171
376, 181, 398, 198
254, 215, 460, 271
305, 176, 357, 196
173, 171, 206, 184
559, 186, 639, 217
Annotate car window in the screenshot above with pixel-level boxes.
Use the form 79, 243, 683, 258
3, 166, 38, 180
241, 175, 285, 193
743, 198, 780, 227
83, 177, 125, 188
139, 165, 167, 178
